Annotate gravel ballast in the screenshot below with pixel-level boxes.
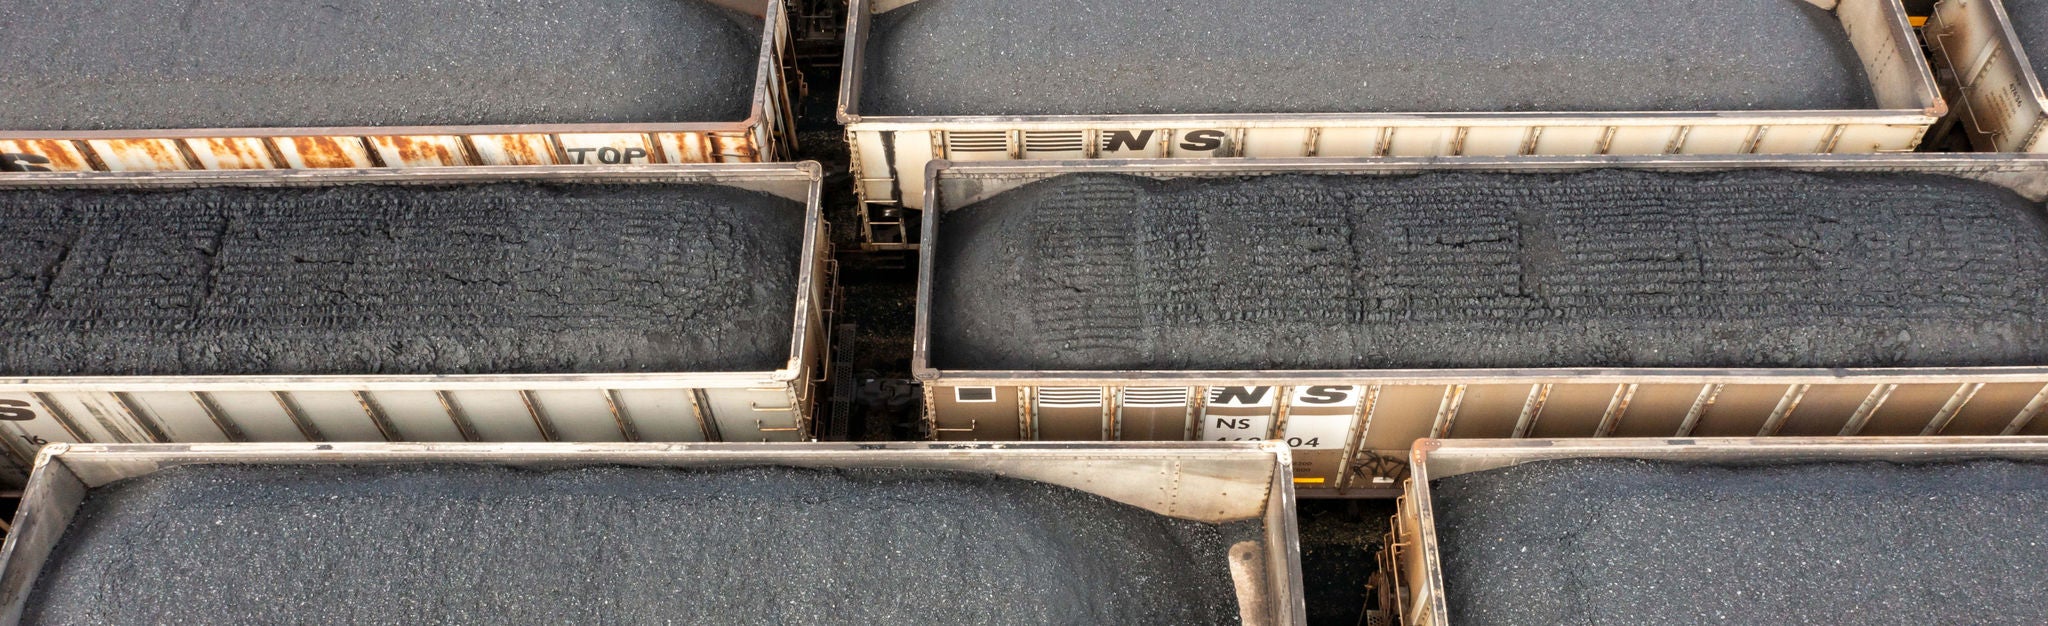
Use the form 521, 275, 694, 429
0, 183, 805, 376
861, 0, 1875, 116
930, 171, 2048, 371
0, 0, 761, 130
23, 464, 1253, 626
1431, 458, 2048, 626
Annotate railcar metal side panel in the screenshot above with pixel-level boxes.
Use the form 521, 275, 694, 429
1929, 0, 2048, 152
914, 155, 2048, 494
0, 163, 829, 487
839, 0, 1946, 210
924, 380, 2048, 490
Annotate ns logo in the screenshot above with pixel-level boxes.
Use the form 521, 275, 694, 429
1206, 385, 1360, 408
1101, 129, 1230, 153
1205, 386, 1360, 436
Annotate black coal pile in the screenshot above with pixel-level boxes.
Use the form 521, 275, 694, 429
2009, 0, 2048, 80
1431, 458, 2048, 626
23, 464, 1253, 626
0, 0, 761, 129
931, 171, 2048, 370
0, 183, 805, 375
861, 0, 1873, 116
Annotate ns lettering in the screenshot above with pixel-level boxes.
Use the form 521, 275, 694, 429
1206, 385, 1358, 407
1101, 129, 1229, 153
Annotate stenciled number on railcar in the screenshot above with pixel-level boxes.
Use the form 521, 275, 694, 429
1, 398, 48, 445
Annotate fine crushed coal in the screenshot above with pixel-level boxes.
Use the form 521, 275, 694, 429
0, 183, 805, 375
2008, 0, 2048, 81
0, 0, 761, 129
23, 464, 1253, 626
931, 171, 2048, 370
861, 0, 1874, 116
1430, 458, 2048, 626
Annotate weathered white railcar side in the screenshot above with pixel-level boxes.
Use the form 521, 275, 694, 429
0, 164, 832, 486
912, 155, 2048, 494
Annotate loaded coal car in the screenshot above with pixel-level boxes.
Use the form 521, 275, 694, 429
911, 155, 2048, 493
0, 164, 830, 487
838, 0, 1945, 237
1380, 437, 2048, 625
0, 0, 797, 172
1928, 0, 2048, 152
0, 441, 1304, 625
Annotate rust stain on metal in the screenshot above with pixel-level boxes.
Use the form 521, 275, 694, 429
131, 140, 189, 169
697, 133, 724, 163
714, 133, 758, 162
658, 133, 707, 163
660, 132, 758, 164
475, 134, 554, 165
499, 136, 548, 165
642, 133, 671, 164
88, 139, 191, 171
686, 132, 717, 163
392, 136, 461, 165
193, 138, 276, 169
0, 139, 92, 171
280, 136, 374, 168
372, 136, 468, 166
